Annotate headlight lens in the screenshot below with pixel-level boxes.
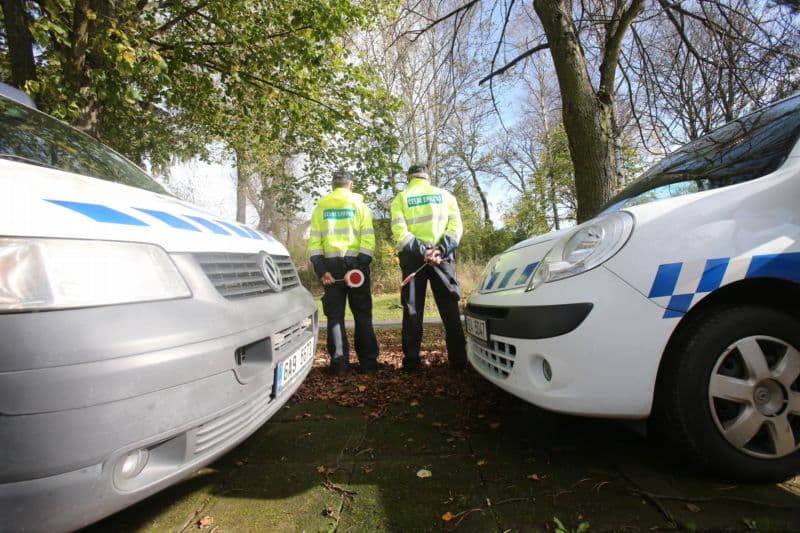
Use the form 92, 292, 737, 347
526, 211, 634, 291
0, 238, 191, 311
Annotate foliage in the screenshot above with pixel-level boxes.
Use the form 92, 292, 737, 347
2, 0, 401, 195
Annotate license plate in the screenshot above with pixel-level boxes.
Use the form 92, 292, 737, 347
465, 316, 487, 341
275, 338, 314, 395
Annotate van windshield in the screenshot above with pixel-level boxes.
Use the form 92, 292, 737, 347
0, 96, 167, 194
603, 94, 800, 212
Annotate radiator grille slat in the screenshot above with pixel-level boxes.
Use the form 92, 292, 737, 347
469, 337, 517, 380
195, 252, 300, 298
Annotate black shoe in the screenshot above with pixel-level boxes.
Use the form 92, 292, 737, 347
402, 360, 420, 373
331, 359, 349, 376
359, 361, 386, 374
449, 358, 467, 371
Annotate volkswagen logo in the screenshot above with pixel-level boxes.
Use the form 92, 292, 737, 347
259, 252, 283, 292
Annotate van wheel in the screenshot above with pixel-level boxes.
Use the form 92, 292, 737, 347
658, 306, 800, 482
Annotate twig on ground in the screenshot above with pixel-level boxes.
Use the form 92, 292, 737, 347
445, 508, 484, 530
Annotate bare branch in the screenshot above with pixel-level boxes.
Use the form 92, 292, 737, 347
478, 43, 549, 85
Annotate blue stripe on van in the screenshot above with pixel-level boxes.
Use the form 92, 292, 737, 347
648, 262, 682, 298
46, 200, 148, 226
242, 226, 263, 239
184, 216, 231, 235
746, 252, 800, 283
696, 258, 730, 293
215, 220, 250, 238
133, 208, 200, 231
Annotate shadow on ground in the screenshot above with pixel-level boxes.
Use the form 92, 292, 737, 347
87, 327, 800, 532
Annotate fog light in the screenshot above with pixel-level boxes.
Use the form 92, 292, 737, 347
118, 448, 149, 479
542, 359, 552, 381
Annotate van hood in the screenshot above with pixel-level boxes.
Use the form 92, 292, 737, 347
0, 160, 289, 255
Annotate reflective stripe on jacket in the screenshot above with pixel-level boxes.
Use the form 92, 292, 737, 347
390, 178, 462, 251
308, 188, 375, 260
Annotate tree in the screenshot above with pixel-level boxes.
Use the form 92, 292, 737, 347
1, 0, 400, 220
406, 0, 799, 223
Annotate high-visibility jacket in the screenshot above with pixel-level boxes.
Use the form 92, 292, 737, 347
308, 187, 375, 268
390, 178, 462, 257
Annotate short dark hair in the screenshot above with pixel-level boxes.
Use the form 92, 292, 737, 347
406, 163, 429, 178
332, 170, 353, 188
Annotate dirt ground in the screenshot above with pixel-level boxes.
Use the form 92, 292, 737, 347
88, 326, 800, 532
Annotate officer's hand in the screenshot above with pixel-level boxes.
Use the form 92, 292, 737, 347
424, 248, 442, 266
320, 272, 335, 286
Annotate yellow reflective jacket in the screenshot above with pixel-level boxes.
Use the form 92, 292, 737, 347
390, 178, 462, 257
308, 188, 375, 269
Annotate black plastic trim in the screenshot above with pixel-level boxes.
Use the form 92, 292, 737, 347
465, 302, 593, 339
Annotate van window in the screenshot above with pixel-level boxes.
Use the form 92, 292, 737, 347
0, 96, 166, 194
604, 94, 800, 212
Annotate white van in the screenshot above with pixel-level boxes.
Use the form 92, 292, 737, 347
0, 90, 318, 530
465, 94, 800, 482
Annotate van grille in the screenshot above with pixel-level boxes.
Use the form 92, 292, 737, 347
468, 337, 517, 379
195, 253, 300, 298
193, 387, 272, 456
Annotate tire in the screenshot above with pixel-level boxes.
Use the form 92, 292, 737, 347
657, 305, 800, 482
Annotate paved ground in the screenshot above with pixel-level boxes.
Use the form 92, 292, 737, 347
88, 327, 800, 532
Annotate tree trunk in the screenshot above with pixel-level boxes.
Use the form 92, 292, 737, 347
467, 167, 492, 227
234, 148, 248, 223
534, 0, 616, 222
0, 0, 36, 88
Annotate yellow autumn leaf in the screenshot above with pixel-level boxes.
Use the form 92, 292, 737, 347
441, 512, 454, 522
410, 400, 419, 407
357, 384, 366, 392
416, 469, 432, 478
477, 459, 488, 466
120, 48, 136, 66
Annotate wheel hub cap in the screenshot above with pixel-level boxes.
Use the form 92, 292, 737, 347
752, 380, 785, 416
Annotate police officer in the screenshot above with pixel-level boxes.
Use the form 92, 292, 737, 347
391, 163, 467, 372
308, 170, 379, 375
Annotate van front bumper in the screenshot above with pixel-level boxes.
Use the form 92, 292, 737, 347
0, 284, 318, 532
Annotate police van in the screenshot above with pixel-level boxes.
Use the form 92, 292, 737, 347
0, 88, 318, 530
465, 94, 800, 482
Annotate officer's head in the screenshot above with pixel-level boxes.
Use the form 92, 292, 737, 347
332, 170, 353, 190
406, 163, 429, 180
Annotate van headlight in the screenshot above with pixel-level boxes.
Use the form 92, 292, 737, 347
526, 211, 634, 291
0, 238, 191, 311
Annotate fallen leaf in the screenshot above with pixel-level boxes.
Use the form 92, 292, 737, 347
416, 413, 425, 419
477, 459, 488, 466
316, 465, 325, 474
686, 503, 701, 513
527, 474, 541, 481
357, 384, 367, 392
302, 413, 312, 418
410, 400, 419, 407
417, 469, 432, 478
198, 515, 214, 528
324, 414, 336, 420
441, 511, 454, 522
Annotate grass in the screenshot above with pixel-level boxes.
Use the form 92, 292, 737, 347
314, 290, 444, 321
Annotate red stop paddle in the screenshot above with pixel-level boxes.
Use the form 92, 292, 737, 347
332, 269, 365, 288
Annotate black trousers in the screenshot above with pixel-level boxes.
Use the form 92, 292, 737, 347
321, 265, 379, 369
399, 252, 466, 367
